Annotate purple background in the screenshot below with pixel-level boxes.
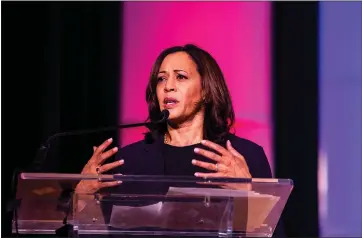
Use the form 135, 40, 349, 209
318, 2, 362, 236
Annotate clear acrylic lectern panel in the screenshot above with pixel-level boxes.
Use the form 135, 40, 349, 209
11, 173, 80, 235
13, 173, 293, 237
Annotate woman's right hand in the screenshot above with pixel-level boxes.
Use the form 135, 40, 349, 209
75, 138, 124, 194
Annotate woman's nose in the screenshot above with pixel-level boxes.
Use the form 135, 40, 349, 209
164, 78, 176, 92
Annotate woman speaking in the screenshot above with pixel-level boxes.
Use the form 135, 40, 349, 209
77, 44, 273, 191
75, 44, 284, 237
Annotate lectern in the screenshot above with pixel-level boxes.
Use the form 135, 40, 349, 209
12, 173, 293, 237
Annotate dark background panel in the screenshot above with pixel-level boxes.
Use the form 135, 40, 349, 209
1, 2, 122, 236
272, 2, 319, 237
1, 2, 319, 237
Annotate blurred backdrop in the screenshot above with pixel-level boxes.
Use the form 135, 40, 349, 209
2, 1, 361, 237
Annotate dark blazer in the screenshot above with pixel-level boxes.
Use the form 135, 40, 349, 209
115, 133, 273, 178
104, 133, 285, 237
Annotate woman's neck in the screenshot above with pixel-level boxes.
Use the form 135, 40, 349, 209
165, 114, 204, 147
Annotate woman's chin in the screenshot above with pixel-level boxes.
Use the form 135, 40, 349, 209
164, 108, 178, 118
167, 113, 183, 125
167, 114, 179, 122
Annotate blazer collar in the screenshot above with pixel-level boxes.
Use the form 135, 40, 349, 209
143, 133, 164, 152
140, 134, 165, 175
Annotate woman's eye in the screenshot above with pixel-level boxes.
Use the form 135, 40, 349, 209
177, 74, 187, 80
157, 76, 166, 82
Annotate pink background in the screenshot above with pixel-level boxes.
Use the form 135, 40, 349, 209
119, 2, 273, 172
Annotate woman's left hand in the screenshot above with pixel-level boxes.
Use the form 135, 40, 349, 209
192, 140, 251, 179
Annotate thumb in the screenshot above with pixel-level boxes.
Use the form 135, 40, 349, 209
93, 146, 97, 152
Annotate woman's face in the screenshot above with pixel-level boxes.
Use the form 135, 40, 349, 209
156, 52, 203, 123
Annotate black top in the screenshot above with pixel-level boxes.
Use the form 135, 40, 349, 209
114, 133, 272, 178
99, 133, 285, 237
163, 142, 219, 176
164, 143, 199, 176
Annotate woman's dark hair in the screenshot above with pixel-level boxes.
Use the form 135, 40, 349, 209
145, 44, 235, 144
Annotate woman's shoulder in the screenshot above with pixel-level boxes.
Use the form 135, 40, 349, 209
226, 133, 264, 151
118, 139, 148, 154
226, 133, 272, 178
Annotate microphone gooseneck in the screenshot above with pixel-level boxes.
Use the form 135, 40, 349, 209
32, 110, 169, 171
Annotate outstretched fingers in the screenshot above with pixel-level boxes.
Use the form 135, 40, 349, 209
97, 160, 124, 174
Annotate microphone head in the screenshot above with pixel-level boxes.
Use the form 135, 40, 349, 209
160, 109, 170, 122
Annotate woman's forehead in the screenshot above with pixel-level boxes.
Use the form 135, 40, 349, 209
159, 52, 197, 72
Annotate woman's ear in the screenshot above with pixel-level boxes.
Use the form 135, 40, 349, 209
201, 90, 206, 102
202, 92, 208, 103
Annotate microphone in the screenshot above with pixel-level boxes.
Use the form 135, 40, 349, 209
10, 111, 170, 237
32, 109, 169, 171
